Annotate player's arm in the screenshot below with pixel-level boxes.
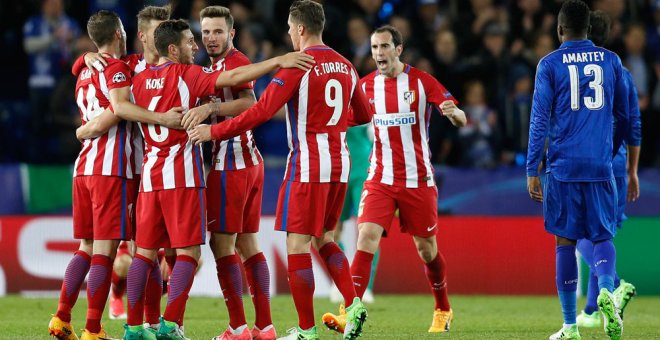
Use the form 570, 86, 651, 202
526, 59, 554, 203
109, 86, 184, 129
624, 71, 642, 202
71, 52, 108, 76
181, 89, 256, 130
612, 57, 631, 156
439, 100, 467, 127
189, 70, 302, 144
214, 52, 314, 89
348, 83, 374, 126
76, 108, 120, 141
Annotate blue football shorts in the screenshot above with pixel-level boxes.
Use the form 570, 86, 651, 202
543, 173, 617, 242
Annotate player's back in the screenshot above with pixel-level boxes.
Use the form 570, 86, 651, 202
73, 57, 134, 179
285, 46, 359, 183
131, 62, 216, 191
539, 40, 626, 181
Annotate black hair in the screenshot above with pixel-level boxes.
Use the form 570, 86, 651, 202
154, 19, 190, 57
588, 10, 611, 46
559, 0, 591, 36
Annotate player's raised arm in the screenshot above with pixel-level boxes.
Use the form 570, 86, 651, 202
189, 69, 302, 144
109, 86, 184, 129
214, 51, 314, 89
181, 89, 256, 130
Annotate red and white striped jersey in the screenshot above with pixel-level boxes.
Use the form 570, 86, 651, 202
210, 45, 372, 183
209, 48, 262, 171
73, 56, 135, 179
124, 54, 147, 176
131, 62, 220, 192
361, 65, 458, 188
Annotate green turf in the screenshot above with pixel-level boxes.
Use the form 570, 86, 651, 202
3, 295, 660, 339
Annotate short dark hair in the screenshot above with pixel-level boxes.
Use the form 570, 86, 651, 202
200, 6, 234, 30
154, 19, 190, 57
289, 0, 325, 35
87, 10, 121, 47
588, 10, 611, 46
137, 5, 171, 32
373, 25, 403, 47
559, 0, 591, 35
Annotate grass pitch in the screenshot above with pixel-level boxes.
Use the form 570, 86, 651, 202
1, 295, 659, 339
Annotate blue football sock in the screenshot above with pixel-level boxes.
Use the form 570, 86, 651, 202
556, 245, 578, 324
576, 239, 594, 271
614, 273, 620, 289
584, 271, 599, 314
593, 239, 616, 292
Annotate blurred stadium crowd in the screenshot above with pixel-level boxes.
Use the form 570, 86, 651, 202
1, 0, 658, 168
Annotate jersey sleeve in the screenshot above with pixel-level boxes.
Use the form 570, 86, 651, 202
71, 53, 87, 76
526, 58, 554, 177
184, 65, 222, 100
611, 55, 630, 156
422, 72, 459, 112
211, 68, 305, 141
104, 61, 132, 91
623, 70, 641, 147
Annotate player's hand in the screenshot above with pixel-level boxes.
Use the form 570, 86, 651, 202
627, 171, 639, 202
439, 100, 458, 117
188, 124, 212, 145
84, 52, 107, 74
277, 52, 315, 71
159, 107, 185, 130
75, 125, 86, 142
527, 176, 543, 203
182, 105, 213, 130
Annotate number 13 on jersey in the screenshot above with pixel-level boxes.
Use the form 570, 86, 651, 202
568, 63, 604, 111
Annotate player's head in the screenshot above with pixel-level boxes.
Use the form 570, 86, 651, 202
87, 10, 126, 57
200, 6, 235, 59
154, 19, 198, 64
370, 25, 403, 77
288, 0, 325, 51
137, 5, 171, 56
588, 10, 611, 47
557, 0, 591, 42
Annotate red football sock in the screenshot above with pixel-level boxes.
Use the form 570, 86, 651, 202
144, 258, 162, 325
56, 250, 91, 323
319, 242, 356, 305
216, 254, 247, 328
126, 253, 154, 326
111, 268, 126, 299
86, 254, 114, 333
163, 255, 197, 323
288, 253, 315, 330
424, 252, 451, 311
350, 250, 374, 299
244, 252, 272, 329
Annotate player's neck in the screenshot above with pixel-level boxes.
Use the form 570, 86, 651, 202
382, 60, 405, 78
300, 35, 324, 50
144, 50, 159, 65
97, 46, 119, 59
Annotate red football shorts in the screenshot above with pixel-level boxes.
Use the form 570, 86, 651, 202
135, 187, 207, 249
275, 181, 347, 238
206, 164, 263, 234
73, 175, 136, 240
357, 181, 438, 238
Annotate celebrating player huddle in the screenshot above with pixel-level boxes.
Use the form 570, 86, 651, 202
47, 0, 639, 340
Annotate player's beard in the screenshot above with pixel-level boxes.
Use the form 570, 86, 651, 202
207, 37, 230, 59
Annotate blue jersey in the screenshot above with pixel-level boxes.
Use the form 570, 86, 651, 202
612, 69, 642, 178
527, 40, 629, 182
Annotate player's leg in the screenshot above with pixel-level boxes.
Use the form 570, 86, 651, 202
157, 187, 206, 338
611, 176, 635, 315
49, 176, 94, 340
576, 239, 601, 327
109, 242, 131, 320
236, 233, 275, 339
210, 232, 249, 339
84, 239, 120, 336
544, 175, 581, 339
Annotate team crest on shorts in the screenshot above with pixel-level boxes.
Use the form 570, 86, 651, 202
403, 90, 416, 104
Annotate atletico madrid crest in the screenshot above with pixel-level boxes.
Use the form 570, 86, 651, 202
403, 90, 416, 104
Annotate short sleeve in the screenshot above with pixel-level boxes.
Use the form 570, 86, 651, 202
104, 61, 132, 91
421, 72, 458, 107
184, 65, 221, 99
